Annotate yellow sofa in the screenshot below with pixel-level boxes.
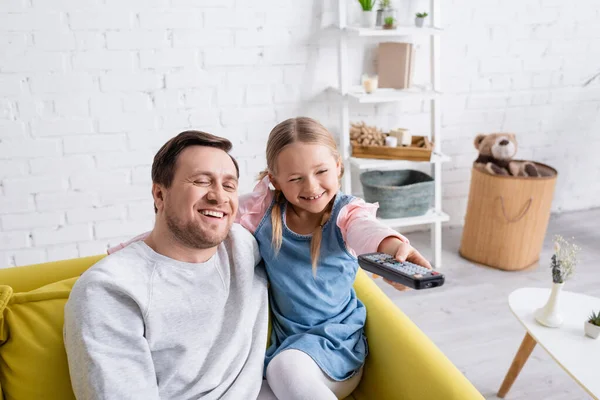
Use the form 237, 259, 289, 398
0, 255, 483, 400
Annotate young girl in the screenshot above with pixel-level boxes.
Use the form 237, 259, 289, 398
237, 117, 432, 399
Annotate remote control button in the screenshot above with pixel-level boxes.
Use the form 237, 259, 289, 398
414, 274, 423, 278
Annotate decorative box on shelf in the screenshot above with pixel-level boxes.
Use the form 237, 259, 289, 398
351, 136, 433, 161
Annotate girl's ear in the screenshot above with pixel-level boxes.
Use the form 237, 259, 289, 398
268, 173, 281, 191
336, 157, 342, 177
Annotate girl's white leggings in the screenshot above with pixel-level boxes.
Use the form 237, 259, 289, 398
257, 349, 363, 400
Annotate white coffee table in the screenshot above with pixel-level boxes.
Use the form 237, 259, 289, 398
498, 287, 600, 399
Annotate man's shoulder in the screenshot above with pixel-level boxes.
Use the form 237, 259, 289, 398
223, 223, 260, 265
74, 243, 153, 291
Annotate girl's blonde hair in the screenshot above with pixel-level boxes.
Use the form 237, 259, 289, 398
258, 117, 344, 276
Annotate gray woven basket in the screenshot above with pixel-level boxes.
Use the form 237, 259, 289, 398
359, 170, 434, 218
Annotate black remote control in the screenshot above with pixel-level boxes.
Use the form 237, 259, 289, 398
358, 252, 445, 290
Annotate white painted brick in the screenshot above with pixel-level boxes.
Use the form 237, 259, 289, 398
227, 67, 283, 85
532, 72, 559, 88
36, 192, 98, 212
13, 249, 47, 267
78, 240, 109, 257
139, 10, 203, 29
480, 57, 523, 74
89, 93, 123, 116
509, 40, 550, 58
54, 96, 90, 117
74, 32, 105, 50
204, 9, 264, 29
73, 51, 135, 71
96, 150, 154, 168
14, 97, 55, 124
0, 12, 64, 31
30, 73, 97, 94
184, 89, 213, 108
283, 66, 305, 84
32, 0, 101, 8
204, 49, 263, 67
127, 200, 155, 220
0, 252, 12, 269
69, 12, 133, 30
140, 49, 199, 69
100, 72, 163, 92
215, 86, 245, 106
0, 195, 35, 214
0, 139, 61, 159
165, 70, 216, 89
153, 90, 185, 110
123, 93, 153, 113
71, 169, 130, 190
549, 39, 590, 55
2, 0, 28, 11
106, 31, 171, 50
30, 155, 94, 175
1, 212, 64, 231
0, 32, 28, 55
98, 114, 158, 133
132, 166, 151, 185
63, 134, 127, 154
235, 28, 293, 47
466, 95, 508, 110
188, 110, 221, 128
246, 85, 272, 105
0, 160, 28, 179
0, 231, 29, 250
172, 30, 233, 48
46, 244, 79, 262
221, 107, 276, 127
262, 46, 310, 65
0, 76, 26, 96
95, 220, 153, 239
127, 130, 174, 150
67, 205, 126, 224
273, 84, 302, 103
172, 0, 233, 6
1, 52, 65, 73
0, 99, 16, 120
0, 121, 27, 139
104, 0, 169, 6
31, 118, 94, 137
3, 176, 68, 195
33, 32, 76, 51
159, 111, 193, 130
98, 185, 151, 205
523, 56, 563, 72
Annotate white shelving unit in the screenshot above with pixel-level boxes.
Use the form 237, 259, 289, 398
334, 0, 448, 268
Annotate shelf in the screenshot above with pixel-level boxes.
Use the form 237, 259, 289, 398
334, 86, 440, 104
377, 209, 449, 228
349, 152, 451, 170
346, 26, 443, 37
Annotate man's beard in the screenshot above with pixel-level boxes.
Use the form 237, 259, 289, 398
164, 207, 229, 250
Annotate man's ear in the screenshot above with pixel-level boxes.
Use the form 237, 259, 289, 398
474, 134, 486, 150
268, 173, 281, 191
152, 183, 166, 212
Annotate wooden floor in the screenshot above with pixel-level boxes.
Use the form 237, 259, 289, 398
374, 207, 600, 400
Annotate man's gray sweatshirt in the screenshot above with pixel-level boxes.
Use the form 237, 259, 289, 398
64, 224, 269, 400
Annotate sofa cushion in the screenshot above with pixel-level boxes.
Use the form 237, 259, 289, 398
0, 277, 78, 400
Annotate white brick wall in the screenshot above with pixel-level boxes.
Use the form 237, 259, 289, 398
0, 0, 599, 267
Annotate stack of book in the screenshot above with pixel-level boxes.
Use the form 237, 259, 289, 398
376, 42, 416, 89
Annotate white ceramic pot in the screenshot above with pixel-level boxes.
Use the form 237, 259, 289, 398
584, 321, 600, 339
534, 282, 564, 328
415, 17, 425, 27
361, 11, 377, 28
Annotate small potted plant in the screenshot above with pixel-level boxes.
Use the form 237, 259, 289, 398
358, 0, 377, 28
415, 12, 428, 27
383, 16, 396, 30
585, 311, 600, 339
376, 0, 393, 26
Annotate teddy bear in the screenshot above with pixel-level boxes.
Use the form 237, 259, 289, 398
473, 133, 542, 177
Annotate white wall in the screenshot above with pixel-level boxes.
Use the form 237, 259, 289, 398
1, 0, 599, 267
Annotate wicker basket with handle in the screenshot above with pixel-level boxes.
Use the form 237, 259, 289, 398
459, 162, 558, 271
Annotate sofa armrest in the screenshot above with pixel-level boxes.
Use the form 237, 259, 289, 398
0, 255, 105, 293
352, 269, 483, 400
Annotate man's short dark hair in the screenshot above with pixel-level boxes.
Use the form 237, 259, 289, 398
151, 130, 240, 212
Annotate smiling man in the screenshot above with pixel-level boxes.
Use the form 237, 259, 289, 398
63, 131, 271, 400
